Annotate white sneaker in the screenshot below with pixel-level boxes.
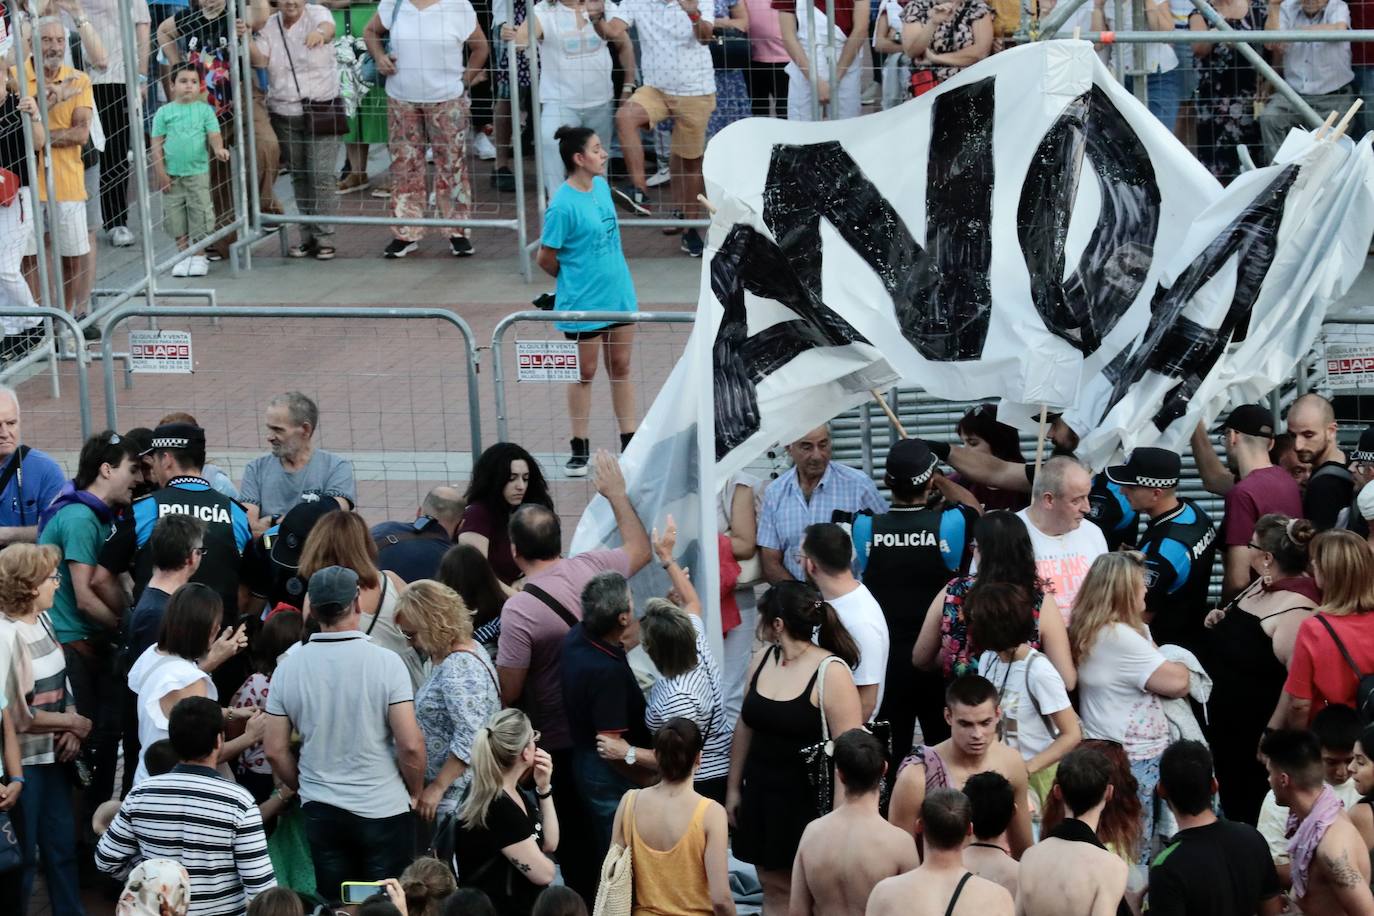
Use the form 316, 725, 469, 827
171, 258, 191, 277
425, 146, 434, 162
474, 131, 497, 160
109, 226, 135, 247
645, 164, 671, 188
189, 255, 209, 276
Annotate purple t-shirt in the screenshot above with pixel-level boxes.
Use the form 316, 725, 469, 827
495, 549, 632, 750
1222, 465, 1304, 547
458, 500, 520, 585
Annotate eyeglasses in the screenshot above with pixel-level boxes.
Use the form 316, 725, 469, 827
46, 573, 59, 583
1248, 542, 1264, 551
192, 546, 208, 558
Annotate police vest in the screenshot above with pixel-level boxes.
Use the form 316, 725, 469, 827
1088, 474, 1140, 551
859, 504, 973, 646
1139, 496, 1217, 650
130, 478, 251, 613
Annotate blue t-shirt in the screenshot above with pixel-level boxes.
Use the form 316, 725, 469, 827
0, 447, 64, 530
542, 177, 637, 332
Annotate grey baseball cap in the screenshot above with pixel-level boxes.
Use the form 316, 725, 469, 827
307, 565, 359, 611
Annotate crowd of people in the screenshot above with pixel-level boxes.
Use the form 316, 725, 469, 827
0, 379, 1372, 915
0, 0, 1368, 348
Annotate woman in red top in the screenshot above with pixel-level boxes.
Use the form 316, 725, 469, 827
1273, 529, 1374, 729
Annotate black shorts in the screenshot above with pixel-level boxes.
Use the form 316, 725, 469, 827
562, 322, 632, 342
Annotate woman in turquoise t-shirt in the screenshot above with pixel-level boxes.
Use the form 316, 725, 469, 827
536, 126, 639, 479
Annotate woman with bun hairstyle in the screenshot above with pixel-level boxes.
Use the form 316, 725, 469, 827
1203, 513, 1319, 823
610, 718, 736, 916
452, 708, 558, 916
534, 125, 638, 478
727, 581, 862, 914
399, 856, 456, 916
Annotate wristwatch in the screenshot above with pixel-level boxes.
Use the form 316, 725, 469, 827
624, 745, 637, 765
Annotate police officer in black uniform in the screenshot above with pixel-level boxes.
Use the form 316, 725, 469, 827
1344, 425, 1374, 539
95, 422, 252, 619
1106, 447, 1217, 653
851, 439, 978, 757
927, 415, 1140, 549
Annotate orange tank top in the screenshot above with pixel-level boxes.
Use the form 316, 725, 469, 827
626, 790, 714, 916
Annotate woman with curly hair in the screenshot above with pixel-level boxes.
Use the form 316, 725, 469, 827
299, 510, 427, 690
0, 543, 92, 916
394, 580, 500, 829
1040, 739, 1144, 866
458, 442, 554, 589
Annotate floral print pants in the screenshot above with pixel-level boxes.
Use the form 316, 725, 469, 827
386, 95, 472, 242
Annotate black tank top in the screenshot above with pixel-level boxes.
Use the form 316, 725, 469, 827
741, 648, 826, 771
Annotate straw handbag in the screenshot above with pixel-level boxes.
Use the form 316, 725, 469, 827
592, 841, 633, 916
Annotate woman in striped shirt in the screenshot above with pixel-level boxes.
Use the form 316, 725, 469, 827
0, 543, 93, 916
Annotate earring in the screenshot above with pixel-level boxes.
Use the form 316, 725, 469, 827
1262, 559, 1273, 587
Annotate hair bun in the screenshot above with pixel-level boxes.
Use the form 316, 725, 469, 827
1287, 517, 1316, 548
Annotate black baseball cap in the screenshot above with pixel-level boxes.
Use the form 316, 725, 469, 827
1106, 447, 1181, 489
1353, 425, 1374, 464
885, 439, 938, 487
1216, 404, 1276, 439
269, 498, 342, 571
141, 422, 206, 456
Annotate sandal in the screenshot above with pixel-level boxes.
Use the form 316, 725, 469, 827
288, 241, 318, 258
314, 245, 336, 261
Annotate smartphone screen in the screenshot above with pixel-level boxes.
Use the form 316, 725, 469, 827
341, 883, 384, 904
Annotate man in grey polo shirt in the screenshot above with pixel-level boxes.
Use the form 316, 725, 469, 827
241, 391, 356, 535
1260, 0, 1358, 161
264, 566, 426, 904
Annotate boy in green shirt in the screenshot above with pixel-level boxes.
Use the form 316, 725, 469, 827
152, 64, 230, 278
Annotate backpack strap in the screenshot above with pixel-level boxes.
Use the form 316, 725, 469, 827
522, 583, 578, 630
1315, 613, 1365, 679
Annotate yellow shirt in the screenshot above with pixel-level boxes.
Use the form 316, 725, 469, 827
16, 63, 92, 202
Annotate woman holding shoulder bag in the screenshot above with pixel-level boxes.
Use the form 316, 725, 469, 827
607, 719, 736, 916
249, 0, 344, 259
727, 582, 862, 915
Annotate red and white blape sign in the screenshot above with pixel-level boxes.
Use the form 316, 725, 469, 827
129, 330, 193, 374
515, 340, 580, 382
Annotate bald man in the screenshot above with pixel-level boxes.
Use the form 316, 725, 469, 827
372, 485, 467, 582
1288, 393, 1351, 530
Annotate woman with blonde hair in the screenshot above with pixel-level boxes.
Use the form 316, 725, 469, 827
394, 580, 500, 826
452, 708, 559, 916
1271, 529, 1374, 730
299, 510, 428, 689
0, 543, 93, 915
1069, 552, 1191, 866
400, 856, 457, 916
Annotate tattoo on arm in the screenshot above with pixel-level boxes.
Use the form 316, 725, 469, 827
509, 857, 532, 875
1321, 850, 1365, 888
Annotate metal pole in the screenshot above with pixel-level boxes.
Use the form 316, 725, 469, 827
1188, 0, 1324, 128
257, 212, 519, 229
1112, 0, 1126, 80
239, 0, 263, 245
28, 16, 66, 319
508, 4, 531, 282
1130, 0, 1147, 106
118, 0, 159, 310
1035, 0, 1094, 39
226, 0, 252, 271
806, 10, 822, 120
1040, 27, 1374, 41
0, 307, 92, 437
526, 22, 546, 222
489, 309, 695, 443
825, 0, 837, 120
99, 305, 484, 451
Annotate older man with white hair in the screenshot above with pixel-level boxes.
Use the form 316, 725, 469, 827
0, 386, 64, 545
1016, 455, 1108, 622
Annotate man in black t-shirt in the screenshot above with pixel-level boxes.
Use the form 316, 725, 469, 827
1150, 740, 1281, 916
0, 84, 45, 359
1287, 393, 1352, 530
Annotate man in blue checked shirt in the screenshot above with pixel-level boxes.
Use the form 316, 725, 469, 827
758, 424, 888, 583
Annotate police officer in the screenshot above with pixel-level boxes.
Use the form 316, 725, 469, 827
851, 438, 977, 756
1106, 447, 1217, 652
926, 415, 1139, 549
94, 422, 252, 617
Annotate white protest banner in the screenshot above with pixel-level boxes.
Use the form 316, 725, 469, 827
516, 340, 580, 382
129, 330, 193, 374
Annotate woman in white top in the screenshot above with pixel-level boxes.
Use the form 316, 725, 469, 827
248, 0, 343, 259
1068, 552, 1190, 866
970, 581, 1081, 809
126, 583, 256, 784
504, 0, 636, 200
364, 0, 489, 258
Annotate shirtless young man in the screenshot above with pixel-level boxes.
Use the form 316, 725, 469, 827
888, 675, 1033, 857
1016, 747, 1130, 916
1262, 729, 1374, 916
867, 788, 1013, 916
791, 729, 919, 916
962, 772, 1019, 897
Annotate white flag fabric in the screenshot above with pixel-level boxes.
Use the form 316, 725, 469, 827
571, 39, 1374, 617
